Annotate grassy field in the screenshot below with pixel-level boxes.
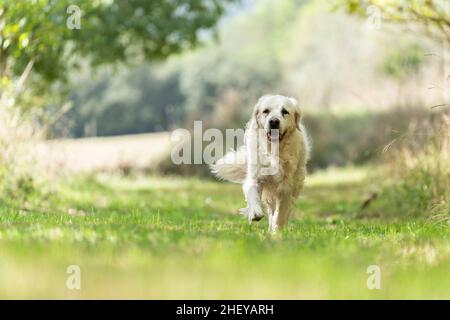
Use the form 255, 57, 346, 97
0, 167, 449, 299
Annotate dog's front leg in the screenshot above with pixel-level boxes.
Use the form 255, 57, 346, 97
240, 124, 264, 222
270, 195, 292, 232
241, 157, 264, 222
240, 179, 264, 222
267, 207, 275, 232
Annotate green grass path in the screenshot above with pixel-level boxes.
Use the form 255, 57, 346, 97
0, 167, 449, 299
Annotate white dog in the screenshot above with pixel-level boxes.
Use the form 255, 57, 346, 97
211, 94, 310, 232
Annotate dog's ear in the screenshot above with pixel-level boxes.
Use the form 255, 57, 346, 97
252, 95, 268, 129
289, 97, 302, 130
251, 105, 260, 129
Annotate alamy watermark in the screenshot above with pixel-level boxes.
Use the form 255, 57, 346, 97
171, 121, 281, 176
66, 265, 81, 290
366, 5, 381, 30
67, 5, 81, 30
366, 265, 381, 290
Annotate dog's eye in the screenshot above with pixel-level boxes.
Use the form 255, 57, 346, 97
263, 109, 270, 114
281, 108, 289, 116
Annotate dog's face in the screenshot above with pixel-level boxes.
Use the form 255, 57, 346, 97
253, 95, 301, 142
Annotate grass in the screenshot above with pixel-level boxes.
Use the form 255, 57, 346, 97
0, 167, 449, 299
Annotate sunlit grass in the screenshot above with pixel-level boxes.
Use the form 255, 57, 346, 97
0, 167, 449, 299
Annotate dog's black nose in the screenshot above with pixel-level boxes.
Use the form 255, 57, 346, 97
269, 118, 280, 129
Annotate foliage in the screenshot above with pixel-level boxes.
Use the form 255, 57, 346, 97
381, 43, 424, 81
52, 64, 186, 137
0, 0, 236, 88
373, 115, 450, 218
0, 104, 44, 205
339, 0, 450, 42
338, 0, 450, 219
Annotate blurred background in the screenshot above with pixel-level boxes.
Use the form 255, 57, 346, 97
50, 0, 448, 174
1, 0, 448, 173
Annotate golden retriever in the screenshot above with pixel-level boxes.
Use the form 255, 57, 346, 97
211, 94, 310, 232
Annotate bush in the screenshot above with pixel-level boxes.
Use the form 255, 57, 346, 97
0, 104, 44, 205
371, 112, 449, 219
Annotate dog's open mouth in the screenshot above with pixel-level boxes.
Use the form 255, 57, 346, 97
267, 130, 284, 142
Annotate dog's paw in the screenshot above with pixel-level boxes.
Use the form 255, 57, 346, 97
239, 205, 264, 222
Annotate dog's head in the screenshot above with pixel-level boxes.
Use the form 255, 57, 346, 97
252, 94, 301, 142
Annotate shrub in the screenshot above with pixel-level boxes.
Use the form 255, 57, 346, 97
373, 112, 449, 219
0, 102, 44, 205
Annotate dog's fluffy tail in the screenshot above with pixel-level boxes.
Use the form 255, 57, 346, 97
210, 146, 247, 183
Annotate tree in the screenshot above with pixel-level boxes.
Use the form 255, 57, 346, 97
56, 64, 186, 137
0, 0, 236, 95
339, 0, 450, 43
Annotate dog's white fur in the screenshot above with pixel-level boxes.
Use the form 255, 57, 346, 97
211, 94, 310, 232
